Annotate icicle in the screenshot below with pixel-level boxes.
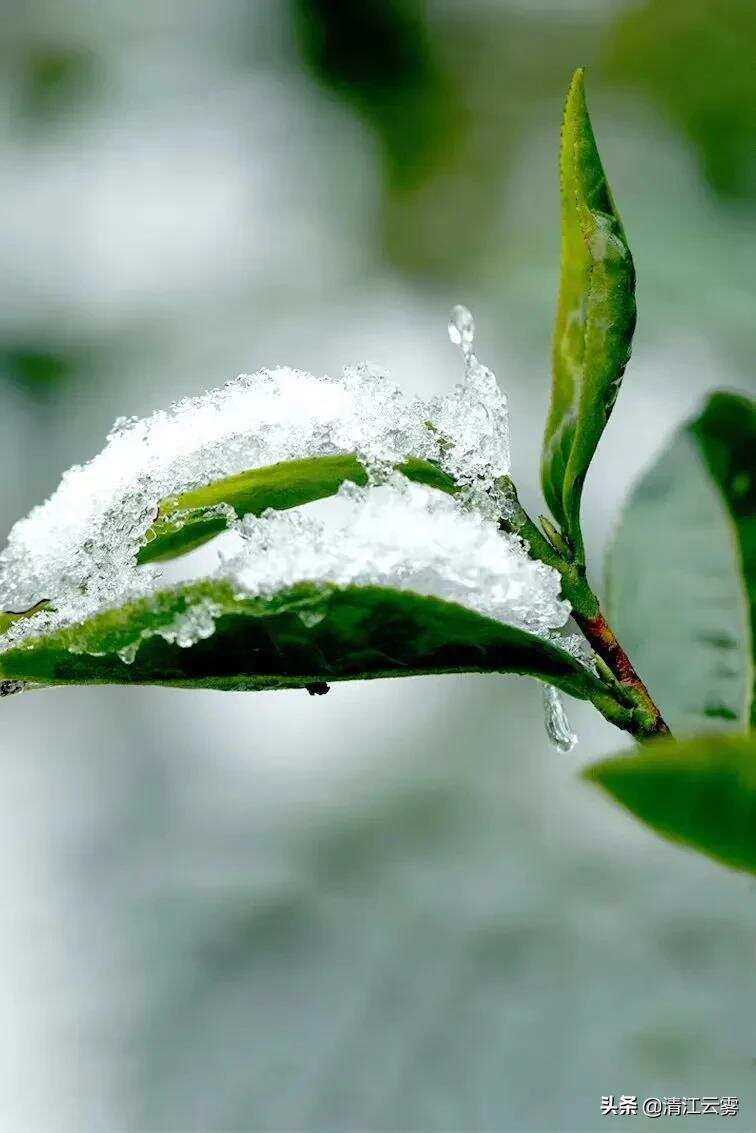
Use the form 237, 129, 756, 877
542, 684, 577, 752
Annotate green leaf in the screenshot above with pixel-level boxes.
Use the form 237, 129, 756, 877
137, 454, 457, 564
607, 391, 755, 735
0, 599, 52, 637
585, 731, 756, 876
689, 392, 756, 726
0, 580, 604, 701
542, 68, 636, 563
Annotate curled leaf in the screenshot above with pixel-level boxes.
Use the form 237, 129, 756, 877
138, 454, 456, 564
0, 580, 605, 702
0, 599, 52, 637
542, 68, 636, 563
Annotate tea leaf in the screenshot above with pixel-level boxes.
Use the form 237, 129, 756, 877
138, 454, 457, 564
542, 68, 636, 563
0, 580, 604, 701
0, 599, 52, 637
607, 391, 755, 734
585, 732, 756, 876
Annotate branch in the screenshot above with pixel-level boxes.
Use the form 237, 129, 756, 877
570, 609, 669, 737
497, 478, 670, 741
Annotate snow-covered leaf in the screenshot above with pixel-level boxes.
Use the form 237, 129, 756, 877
606, 391, 755, 735
0, 579, 605, 700
585, 732, 756, 876
542, 69, 636, 564
0, 311, 580, 705
0, 332, 511, 629
138, 454, 456, 563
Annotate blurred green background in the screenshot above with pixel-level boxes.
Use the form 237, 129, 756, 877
0, 2, 755, 1130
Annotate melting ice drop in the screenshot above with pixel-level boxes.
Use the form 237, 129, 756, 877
448, 304, 475, 354
542, 683, 578, 752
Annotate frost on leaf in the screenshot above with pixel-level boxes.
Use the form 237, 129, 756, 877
0, 312, 572, 662
222, 478, 570, 639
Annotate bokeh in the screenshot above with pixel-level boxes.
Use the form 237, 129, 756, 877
0, 2, 754, 1130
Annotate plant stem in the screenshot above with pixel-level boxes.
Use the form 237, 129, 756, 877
570, 608, 670, 737
497, 478, 670, 741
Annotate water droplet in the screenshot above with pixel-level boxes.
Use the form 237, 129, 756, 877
436, 305, 510, 489
448, 304, 475, 354
117, 641, 139, 665
542, 684, 577, 752
107, 414, 138, 441
298, 607, 326, 628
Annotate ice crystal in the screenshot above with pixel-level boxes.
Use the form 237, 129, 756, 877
550, 629, 595, 671
440, 302, 510, 514
222, 478, 570, 638
112, 598, 223, 665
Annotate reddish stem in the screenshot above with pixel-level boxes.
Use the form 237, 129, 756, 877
573, 609, 670, 737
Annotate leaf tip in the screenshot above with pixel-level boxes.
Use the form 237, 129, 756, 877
564, 67, 587, 119
580, 757, 608, 786
568, 66, 586, 91
580, 751, 643, 802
